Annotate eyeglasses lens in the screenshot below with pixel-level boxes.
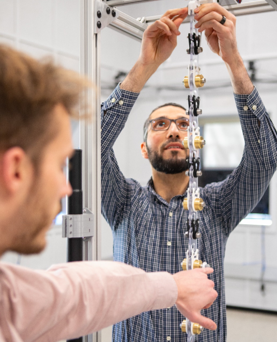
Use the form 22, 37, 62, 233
176, 118, 189, 130
151, 118, 189, 131
152, 118, 170, 131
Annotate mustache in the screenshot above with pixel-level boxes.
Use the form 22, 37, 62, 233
161, 138, 184, 151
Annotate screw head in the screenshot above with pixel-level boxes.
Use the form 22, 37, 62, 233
196, 232, 201, 239
106, 7, 111, 14
97, 11, 101, 18
97, 21, 101, 29
196, 171, 202, 177
112, 9, 116, 17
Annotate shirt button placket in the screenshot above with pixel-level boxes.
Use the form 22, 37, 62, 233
167, 211, 173, 257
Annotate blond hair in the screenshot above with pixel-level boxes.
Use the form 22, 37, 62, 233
0, 44, 91, 166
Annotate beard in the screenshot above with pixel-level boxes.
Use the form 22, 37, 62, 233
10, 177, 59, 255
146, 141, 189, 174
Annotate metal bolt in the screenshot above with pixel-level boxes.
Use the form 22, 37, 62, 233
97, 11, 101, 18
197, 109, 202, 115
112, 9, 116, 17
196, 171, 202, 177
106, 7, 111, 14
198, 47, 203, 53
185, 232, 189, 237
196, 232, 201, 239
97, 21, 101, 29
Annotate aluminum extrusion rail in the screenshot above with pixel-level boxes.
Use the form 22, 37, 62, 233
142, 1, 275, 24
109, 7, 147, 41
105, 1, 275, 41
104, 0, 159, 6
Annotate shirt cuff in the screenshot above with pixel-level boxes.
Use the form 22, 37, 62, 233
101, 83, 140, 114
146, 272, 178, 310
234, 87, 267, 121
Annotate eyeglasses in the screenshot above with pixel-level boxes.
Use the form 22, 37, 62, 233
149, 117, 189, 132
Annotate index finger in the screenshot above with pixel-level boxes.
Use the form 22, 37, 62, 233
195, 3, 235, 22
163, 7, 188, 20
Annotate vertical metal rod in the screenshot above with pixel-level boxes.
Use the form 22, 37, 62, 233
80, 1, 101, 342
67, 150, 83, 342
68, 149, 83, 263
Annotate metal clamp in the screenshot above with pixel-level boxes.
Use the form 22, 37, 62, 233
188, 95, 202, 116
95, 1, 118, 33
187, 33, 203, 55
62, 208, 94, 238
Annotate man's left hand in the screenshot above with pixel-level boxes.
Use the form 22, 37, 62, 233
194, 3, 239, 65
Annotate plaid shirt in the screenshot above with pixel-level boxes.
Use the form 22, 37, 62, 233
101, 85, 277, 342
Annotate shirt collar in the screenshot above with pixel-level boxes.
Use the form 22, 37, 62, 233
146, 177, 187, 206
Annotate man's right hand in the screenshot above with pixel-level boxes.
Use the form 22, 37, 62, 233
121, 8, 188, 93
138, 8, 188, 71
172, 268, 218, 330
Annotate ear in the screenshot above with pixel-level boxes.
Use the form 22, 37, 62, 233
1, 147, 33, 194
141, 142, 149, 160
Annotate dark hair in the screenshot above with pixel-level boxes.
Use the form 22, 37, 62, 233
0, 44, 92, 169
143, 102, 187, 141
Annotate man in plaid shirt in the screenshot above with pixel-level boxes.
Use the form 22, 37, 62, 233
101, 3, 277, 342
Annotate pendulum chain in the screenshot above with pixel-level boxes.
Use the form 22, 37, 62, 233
180, 1, 211, 341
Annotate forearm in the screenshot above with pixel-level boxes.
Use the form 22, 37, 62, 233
0, 262, 177, 341
120, 60, 158, 93
226, 54, 254, 95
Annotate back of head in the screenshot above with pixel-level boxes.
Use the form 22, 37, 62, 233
0, 44, 90, 168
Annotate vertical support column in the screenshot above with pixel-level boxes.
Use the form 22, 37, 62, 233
80, 1, 101, 342
68, 150, 83, 264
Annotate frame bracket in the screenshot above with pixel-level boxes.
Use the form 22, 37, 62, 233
62, 208, 94, 238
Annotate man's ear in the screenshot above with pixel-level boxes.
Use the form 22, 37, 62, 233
141, 142, 149, 159
1, 147, 33, 194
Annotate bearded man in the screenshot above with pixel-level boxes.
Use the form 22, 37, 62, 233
101, 3, 277, 342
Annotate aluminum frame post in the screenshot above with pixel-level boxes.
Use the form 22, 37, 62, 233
67, 150, 83, 266
80, 1, 102, 342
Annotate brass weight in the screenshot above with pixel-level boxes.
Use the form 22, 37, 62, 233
183, 75, 206, 89
181, 259, 203, 271
182, 198, 205, 211
183, 136, 205, 149
192, 323, 202, 335
181, 320, 187, 333
180, 320, 202, 335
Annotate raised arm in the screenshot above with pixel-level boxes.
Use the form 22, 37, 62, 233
195, 3, 253, 95
121, 8, 188, 92
195, 4, 277, 232
101, 8, 188, 227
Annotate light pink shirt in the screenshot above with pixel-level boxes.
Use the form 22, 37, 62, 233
0, 261, 177, 342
